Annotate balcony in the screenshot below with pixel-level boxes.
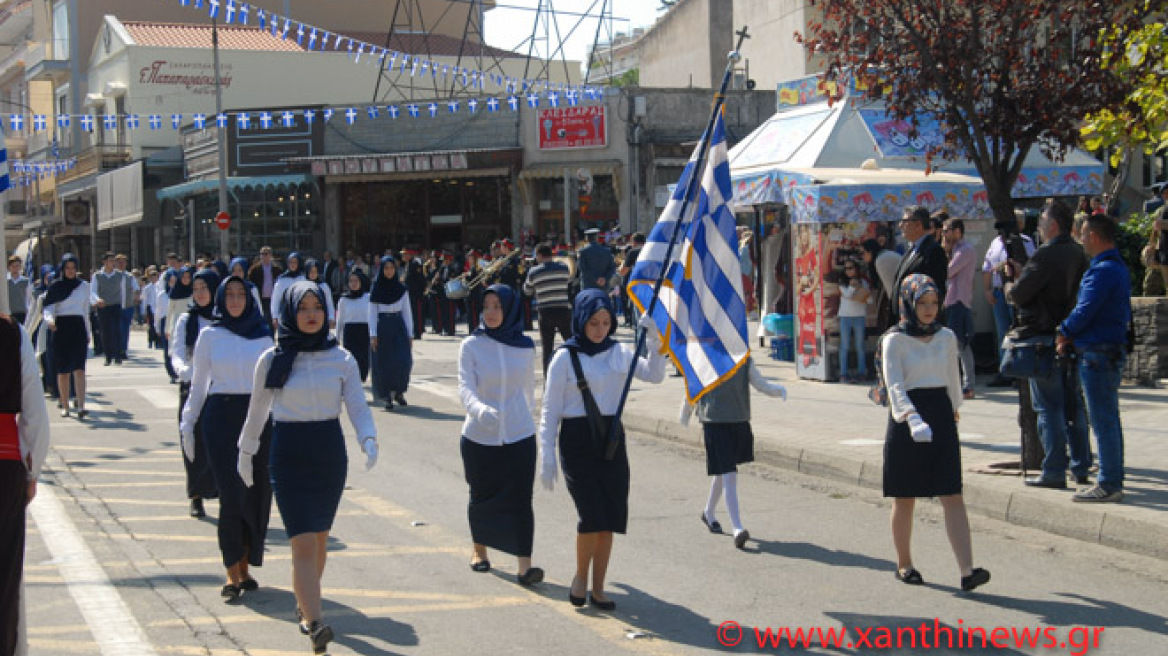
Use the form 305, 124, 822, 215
0, 1, 31, 48
57, 145, 132, 186
24, 42, 69, 84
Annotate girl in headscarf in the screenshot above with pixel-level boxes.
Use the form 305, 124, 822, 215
237, 281, 377, 653
336, 269, 371, 382
880, 273, 988, 592
181, 275, 276, 604
229, 257, 264, 309
164, 266, 194, 344
42, 254, 92, 418
537, 289, 665, 610
270, 251, 304, 328
368, 256, 413, 411
458, 284, 543, 585
24, 265, 58, 398
171, 269, 222, 519
302, 259, 336, 328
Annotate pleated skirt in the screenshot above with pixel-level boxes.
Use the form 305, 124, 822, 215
372, 313, 412, 399
559, 416, 629, 534
703, 421, 755, 476
202, 394, 272, 567
269, 419, 347, 538
51, 316, 88, 372
460, 436, 536, 557
341, 323, 370, 382
178, 383, 218, 500
883, 387, 963, 498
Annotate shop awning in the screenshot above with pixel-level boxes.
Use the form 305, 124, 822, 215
97, 161, 144, 230
155, 174, 314, 203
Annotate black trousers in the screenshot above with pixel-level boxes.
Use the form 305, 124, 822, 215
537, 306, 572, 373
97, 305, 123, 363
0, 460, 28, 656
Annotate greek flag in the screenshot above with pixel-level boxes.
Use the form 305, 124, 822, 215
0, 133, 9, 193
627, 113, 748, 402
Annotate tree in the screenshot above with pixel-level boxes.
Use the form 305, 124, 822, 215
798, 1, 1144, 224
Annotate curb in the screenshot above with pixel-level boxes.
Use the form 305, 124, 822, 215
622, 413, 1168, 562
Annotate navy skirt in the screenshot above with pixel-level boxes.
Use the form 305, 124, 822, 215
178, 383, 218, 500
342, 323, 370, 382
703, 422, 755, 476
372, 312, 412, 399
883, 387, 963, 498
270, 419, 347, 538
559, 416, 629, 534
202, 394, 272, 567
51, 315, 88, 372
461, 436, 536, 557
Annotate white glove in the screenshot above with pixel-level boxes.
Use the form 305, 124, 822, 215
478, 406, 501, 432
539, 451, 558, 491
237, 451, 255, 488
638, 314, 662, 351
765, 383, 788, 401
907, 414, 933, 443
181, 429, 196, 463
678, 400, 694, 427
362, 437, 379, 471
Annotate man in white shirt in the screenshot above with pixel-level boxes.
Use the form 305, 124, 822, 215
115, 254, 138, 360
981, 210, 1035, 386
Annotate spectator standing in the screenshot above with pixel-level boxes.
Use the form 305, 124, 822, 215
523, 243, 573, 373
837, 259, 870, 383
6, 257, 29, 326
941, 219, 977, 397
1057, 215, 1132, 503
246, 246, 282, 325
861, 239, 901, 331
981, 210, 1036, 386
891, 207, 948, 312
576, 228, 615, 292
1146, 183, 1168, 296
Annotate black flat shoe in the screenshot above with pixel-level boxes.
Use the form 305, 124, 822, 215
189, 498, 205, 518
961, 567, 991, 592
517, 567, 544, 586
308, 621, 334, 655
470, 559, 490, 573
589, 593, 616, 611
733, 529, 751, 549
568, 590, 586, 606
896, 568, 924, 585
394, 392, 408, 407
76, 409, 89, 419
701, 513, 723, 534
1024, 476, 1067, 490
239, 578, 258, 592
220, 584, 241, 603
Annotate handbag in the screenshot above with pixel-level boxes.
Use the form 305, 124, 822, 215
567, 349, 624, 461
999, 334, 1056, 379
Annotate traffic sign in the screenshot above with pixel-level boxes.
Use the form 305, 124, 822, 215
214, 211, 231, 231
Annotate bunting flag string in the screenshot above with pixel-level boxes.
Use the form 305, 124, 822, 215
7, 157, 78, 186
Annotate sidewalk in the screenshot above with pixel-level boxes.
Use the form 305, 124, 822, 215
408, 321, 1168, 561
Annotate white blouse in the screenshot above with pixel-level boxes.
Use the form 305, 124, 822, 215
270, 275, 304, 325
16, 325, 50, 480
368, 292, 414, 337
165, 297, 191, 339
42, 282, 92, 336
881, 328, 963, 423
237, 346, 376, 456
179, 327, 274, 439
141, 282, 157, 313
538, 343, 665, 459
458, 335, 536, 445
336, 294, 370, 337
169, 313, 214, 382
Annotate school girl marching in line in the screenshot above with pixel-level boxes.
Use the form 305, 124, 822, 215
270, 251, 305, 328
369, 256, 413, 411
41, 254, 91, 419
336, 269, 371, 382
237, 281, 378, 654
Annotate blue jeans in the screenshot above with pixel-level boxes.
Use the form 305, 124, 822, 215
838, 315, 866, 378
991, 288, 1013, 360
945, 301, 975, 391
1028, 359, 1091, 481
1079, 345, 1126, 491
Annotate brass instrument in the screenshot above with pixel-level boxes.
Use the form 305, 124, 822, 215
464, 248, 522, 290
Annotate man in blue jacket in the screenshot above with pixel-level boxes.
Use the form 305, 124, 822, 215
1056, 214, 1131, 503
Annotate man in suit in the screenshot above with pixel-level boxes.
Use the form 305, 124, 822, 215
577, 228, 615, 292
246, 246, 282, 325
892, 206, 948, 313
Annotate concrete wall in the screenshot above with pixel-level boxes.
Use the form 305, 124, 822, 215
638, 0, 732, 89
1125, 297, 1168, 386
732, 0, 824, 91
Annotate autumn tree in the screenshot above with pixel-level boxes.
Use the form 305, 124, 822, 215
798, 1, 1144, 224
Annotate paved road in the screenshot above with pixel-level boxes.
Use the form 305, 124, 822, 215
23, 332, 1168, 655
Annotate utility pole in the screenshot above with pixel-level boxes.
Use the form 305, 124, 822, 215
212, 13, 230, 259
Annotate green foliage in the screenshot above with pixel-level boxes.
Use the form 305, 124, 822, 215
1118, 211, 1155, 295
1083, 17, 1168, 163
611, 68, 640, 87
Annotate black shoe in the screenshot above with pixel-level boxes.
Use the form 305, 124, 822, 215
76, 409, 89, 420
115, 359, 123, 365
470, 559, 490, 573
517, 567, 544, 586
896, 568, 924, 585
568, 590, 586, 607
961, 567, 991, 591
104, 360, 111, 366
1074, 475, 1090, 486
589, 593, 616, 611
220, 584, 241, 603
733, 529, 751, 549
384, 400, 394, 412
189, 498, 205, 518
701, 513, 723, 534
308, 621, 334, 654
239, 578, 258, 592
1023, 476, 1067, 490
394, 392, 408, 407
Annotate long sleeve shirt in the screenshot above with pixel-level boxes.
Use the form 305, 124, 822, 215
944, 239, 976, 308
90, 269, 127, 306
1058, 248, 1131, 348
458, 336, 536, 445
179, 327, 274, 439
237, 346, 376, 456
270, 275, 301, 325
169, 313, 214, 383
16, 325, 50, 480
880, 329, 962, 423
538, 343, 665, 459
367, 292, 413, 337
43, 282, 92, 337
336, 294, 370, 338
523, 261, 572, 310
141, 282, 157, 314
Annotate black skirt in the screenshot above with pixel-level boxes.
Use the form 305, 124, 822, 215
559, 416, 629, 534
341, 323, 371, 382
883, 387, 963, 498
703, 422, 755, 476
178, 383, 218, 500
202, 394, 272, 567
372, 312, 412, 399
51, 315, 88, 372
460, 436, 536, 557
270, 419, 347, 537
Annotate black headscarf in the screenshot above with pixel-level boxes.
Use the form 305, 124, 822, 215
303, 258, 329, 296
212, 276, 271, 340
229, 257, 250, 279
343, 268, 370, 299
169, 267, 194, 301
43, 254, 82, 306
562, 288, 618, 356
369, 256, 406, 305
896, 273, 944, 337
265, 281, 337, 388
473, 284, 534, 349
185, 269, 221, 348
210, 260, 229, 280
279, 252, 304, 279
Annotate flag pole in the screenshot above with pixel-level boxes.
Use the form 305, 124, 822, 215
604, 27, 750, 460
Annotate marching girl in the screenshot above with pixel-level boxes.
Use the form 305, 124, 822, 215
336, 269, 371, 382
170, 269, 222, 519
42, 254, 92, 419
369, 256, 413, 411
163, 267, 194, 375
24, 265, 58, 398
538, 289, 665, 610
229, 257, 265, 309
179, 275, 275, 602
458, 284, 543, 584
303, 259, 336, 329
270, 251, 304, 328
237, 281, 378, 653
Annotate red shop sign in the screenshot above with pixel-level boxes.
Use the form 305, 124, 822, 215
537, 106, 607, 150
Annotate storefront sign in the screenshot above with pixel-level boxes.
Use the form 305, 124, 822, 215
139, 60, 234, 96
537, 106, 607, 150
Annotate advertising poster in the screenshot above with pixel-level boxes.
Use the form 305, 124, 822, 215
794, 224, 825, 380
537, 106, 607, 150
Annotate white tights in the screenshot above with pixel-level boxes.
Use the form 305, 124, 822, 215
704, 473, 743, 533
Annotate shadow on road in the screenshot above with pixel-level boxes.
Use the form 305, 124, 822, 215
742, 538, 896, 572
244, 585, 419, 654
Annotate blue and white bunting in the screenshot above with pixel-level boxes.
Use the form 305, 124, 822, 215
467, 98, 479, 114
225, 0, 236, 24
507, 96, 519, 112
526, 93, 539, 108
366, 106, 378, 120
150, 115, 162, 130
307, 27, 317, 50
208, 0, 219, 20
304, 109, 316, 124
281, 17, 292, 40
237, 112, 250, 129
80, 115, 94, 132
323, 109, 334, 122
216, 113, 228, 129
260, 112, 273, 129
57, 114, 69, 129
256, 8, 265, 29
427, 103, 438, 117
239, 2, 249, 25
172, 114, 183, 129
8, 114, 22, 132
447, 101, 458, 114
487, 98, 499, 113
33, 115, 46, 132
296, 23, 305, 46
126, 115, 139, 130
0, 134, 8, 194
407, 104, 419, 119
103, 115, 117, 131
193, 113, 206, 130
344, 108, 357, 124
281, 111, 294, 127
548, 92, 559, 108
387, 105, 399, 120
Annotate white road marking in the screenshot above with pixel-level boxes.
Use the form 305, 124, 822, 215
839, 438, 884, 446
28, 484, 159, 656
138, 388, 179, 410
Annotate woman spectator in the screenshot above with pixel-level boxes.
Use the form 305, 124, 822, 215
336, 270, 371, 382
369, 256, 413, 411
538, 289, 665, 610
881, 274, 989, 591
237, 281, 377, 653
838, 258, 871, 383
458, 284, 543, 584
42, 254, 91, 418
171, 269, 222, 519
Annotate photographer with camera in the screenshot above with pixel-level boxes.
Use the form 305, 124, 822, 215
981, 210, 1036, 387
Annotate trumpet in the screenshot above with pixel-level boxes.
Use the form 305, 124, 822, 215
464, 248, 522, 290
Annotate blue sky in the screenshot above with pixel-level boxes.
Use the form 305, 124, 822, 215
483, 0, 664, 66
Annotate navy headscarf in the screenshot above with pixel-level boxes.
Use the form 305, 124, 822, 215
343, 268, 370, 299
473, 284, 534, 349
896, 273, 944, 338
229, 257, 250, 279
562, 288, 618, 356
303, 258, 329, 296
369, 256, 406, 305
210, 260, 229, 280
213, 276, 271, 340
279, 252, 304, 279
265, 281, 337, 388
35, 264, 56, 294
185, 269, 222, 348
44, 254, 82, 306
169, 267, 194, 301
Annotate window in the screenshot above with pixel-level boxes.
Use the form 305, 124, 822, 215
52, 1, 69, 61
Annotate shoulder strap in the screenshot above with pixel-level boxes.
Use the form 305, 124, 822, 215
568, 349, 606, 431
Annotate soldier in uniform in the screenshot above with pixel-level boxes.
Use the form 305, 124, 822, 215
423, 251, 443, 334
403, 248, 427, 339
464, 249, 485, 332
438, 251, 461, 336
